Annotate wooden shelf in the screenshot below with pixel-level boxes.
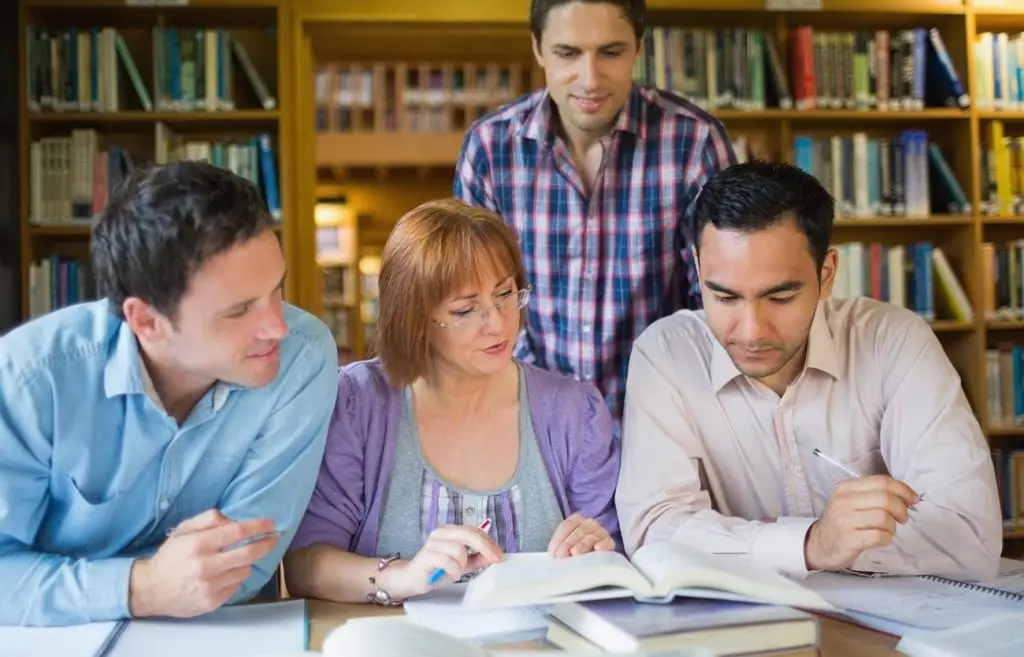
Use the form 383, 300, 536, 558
28, 223, 283, 237
972, 0, 1024, 16
929, 320, 976, 332
977, 111, 1024, 120
715, 109, 969, 121
982, 215, 1024, 224
28, 110, 280, 126
834, 216, 973, 227
646, 0, 965, 12
23, 0, 282, 7
987, 321, 1024, 330
317, 132, 465, 168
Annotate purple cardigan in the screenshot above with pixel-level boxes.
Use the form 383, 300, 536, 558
290, 358, 621, 556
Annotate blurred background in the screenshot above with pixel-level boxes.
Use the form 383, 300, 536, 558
5, 0, 1024, 557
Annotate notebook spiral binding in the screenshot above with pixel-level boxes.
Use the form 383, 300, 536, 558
918, 574, 1024, 601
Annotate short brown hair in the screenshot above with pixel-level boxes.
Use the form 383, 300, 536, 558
375, 198, 528, 387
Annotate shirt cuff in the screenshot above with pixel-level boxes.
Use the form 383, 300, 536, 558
750, 517, 816, 578
86, 557, 135, 621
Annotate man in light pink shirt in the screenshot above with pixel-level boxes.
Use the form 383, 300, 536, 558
616, 161, 1002, 582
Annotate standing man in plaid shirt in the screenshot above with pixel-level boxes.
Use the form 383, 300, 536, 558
454, 0, 736, 426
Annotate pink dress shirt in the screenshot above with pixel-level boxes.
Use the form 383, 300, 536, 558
616, 297, 1002, 582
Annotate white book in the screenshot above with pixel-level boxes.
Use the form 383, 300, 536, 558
460, 543, 833, 612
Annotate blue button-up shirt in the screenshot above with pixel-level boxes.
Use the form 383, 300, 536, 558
0, 300, 338, 626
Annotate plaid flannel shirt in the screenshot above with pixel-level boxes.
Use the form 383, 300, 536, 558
454, 84, 736, 425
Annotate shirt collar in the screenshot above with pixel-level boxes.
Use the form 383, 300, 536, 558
709, 302, 842, 394
103, 319, 149, 399
103, 319, 236, 412
519, 83, 646, 144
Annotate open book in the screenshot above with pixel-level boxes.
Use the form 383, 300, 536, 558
321, 616, 707, 657
461, 543, 833, 612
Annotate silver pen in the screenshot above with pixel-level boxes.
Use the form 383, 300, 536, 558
812, 448, 922, 509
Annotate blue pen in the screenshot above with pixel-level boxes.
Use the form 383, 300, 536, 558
428, 517, 491, 586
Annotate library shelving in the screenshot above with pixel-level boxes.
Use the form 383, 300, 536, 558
1, 0, 18, 334
16, 0, 295, 320
289, 0, 1024, 553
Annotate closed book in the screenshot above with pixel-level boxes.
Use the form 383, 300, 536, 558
547, 597, 819, 655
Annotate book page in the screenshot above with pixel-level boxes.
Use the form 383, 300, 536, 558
322, 617, 483, 657
987, 558, 1024, 595
1, 620, 121, 657
461, 551, 653, 610
108, 599, 307, 657
629, 543, 833, 610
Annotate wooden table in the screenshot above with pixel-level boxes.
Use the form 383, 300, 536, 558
306, 601, 902, 656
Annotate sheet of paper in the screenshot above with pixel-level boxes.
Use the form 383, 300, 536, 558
987, 558, 1024, 596
806, 572, 1024, 632
896, 611, 1024, 657
0, 621, 121, 657
108, 599, 307, 657
403, 583, 549, 643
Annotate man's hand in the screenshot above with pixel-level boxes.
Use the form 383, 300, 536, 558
805, 475, 920, 571
128, 510, 280, 618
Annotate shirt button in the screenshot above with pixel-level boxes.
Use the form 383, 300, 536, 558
582, 324, 591, 333
160, 500, 170, 511
466, 507, 475, 516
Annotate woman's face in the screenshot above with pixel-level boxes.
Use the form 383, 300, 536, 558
429, 271, 524, 379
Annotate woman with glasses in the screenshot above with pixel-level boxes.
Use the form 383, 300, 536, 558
283, 198, 620, 606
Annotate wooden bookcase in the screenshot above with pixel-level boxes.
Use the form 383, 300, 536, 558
290, 0, 1024, 553
16, 0, 298, 318
1, 0, 19, 334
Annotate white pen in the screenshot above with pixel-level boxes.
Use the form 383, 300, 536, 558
812, 448, 922, 509
812, 448, 861, 478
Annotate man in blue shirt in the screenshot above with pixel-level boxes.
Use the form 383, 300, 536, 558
0, 160, 338, 626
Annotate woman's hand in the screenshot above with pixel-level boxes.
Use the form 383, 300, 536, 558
547, 513, 615, 558
378, 524, 503, 599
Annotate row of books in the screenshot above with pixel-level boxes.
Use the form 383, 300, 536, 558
793, 132, 967, 219
314, 63, 523, 133
26, 255, 92, 320
633, 26, 967, 112
991, 447, 1024, 532
27, 125, 281, 226
25, 26, 276, 113
982, 120, 1024, 217
830, 241, 971, 324
984, 240, 1024, 322
975, 32, 1024, 112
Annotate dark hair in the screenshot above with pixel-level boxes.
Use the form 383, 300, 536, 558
691, 160, 835, 269
530, 0, 646, 44
91, 159, 276, 321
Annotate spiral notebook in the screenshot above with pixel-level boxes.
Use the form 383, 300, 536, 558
916, 558, 1024, 601
807, 558, 1024, 635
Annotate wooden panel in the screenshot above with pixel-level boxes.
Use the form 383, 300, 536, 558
292, 25, 319, 313
307, 23, 532, 62
295, 0, 528, 22
973, 0, 1024, 16
317, 132, 466, 167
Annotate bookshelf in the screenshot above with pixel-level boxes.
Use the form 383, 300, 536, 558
1, 0, 18, 334
16, 0, 294, 320
291, 0, 1024, 553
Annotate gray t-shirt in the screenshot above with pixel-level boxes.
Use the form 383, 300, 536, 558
375, 363, 564, 561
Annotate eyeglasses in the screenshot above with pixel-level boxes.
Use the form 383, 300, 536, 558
433, 287, 532, 330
